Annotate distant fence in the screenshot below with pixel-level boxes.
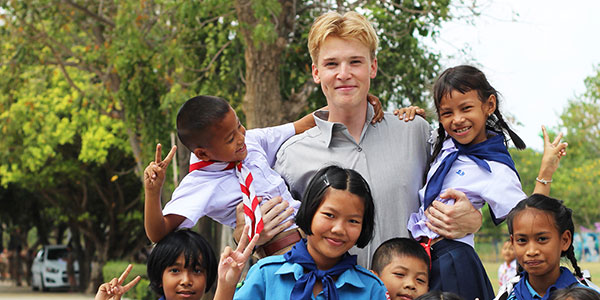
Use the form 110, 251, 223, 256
574, 233, 600, 262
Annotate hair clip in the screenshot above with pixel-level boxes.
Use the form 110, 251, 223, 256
323, 174, 330, 186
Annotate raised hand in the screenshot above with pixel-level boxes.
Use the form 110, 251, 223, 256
95, 264, 141, 300
144, 143, 177, 193
393, 106, 426, 122
539, 125, 567, 176
218, 225, 259, 290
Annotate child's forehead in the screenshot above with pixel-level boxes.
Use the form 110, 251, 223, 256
384, 254, 429, 272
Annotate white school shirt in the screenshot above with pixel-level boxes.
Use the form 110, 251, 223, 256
162, 123, 301, 230
407, 138, 526, 247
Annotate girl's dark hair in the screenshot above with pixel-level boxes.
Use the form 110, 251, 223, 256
549, 286, 600, 300
415, 291, 465, 300
147, 229, 217, 296
506, 194, 582, 278
430, 65, 526, 164
295, 165, 375, 248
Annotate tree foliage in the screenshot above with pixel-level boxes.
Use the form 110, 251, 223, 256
1, 0, 482, 291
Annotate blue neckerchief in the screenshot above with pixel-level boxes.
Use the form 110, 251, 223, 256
284, 239, 357, 300
423, 133, 519, 210
514, 267, 579, 300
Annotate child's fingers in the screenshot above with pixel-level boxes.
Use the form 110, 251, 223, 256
162, 145, 177, 165
117, 264, 134, 285
551, 132, 564, 146
235, 225, 250, 253
541, 126, 549, 144
243, 234, 260, 260
155, 143, 162, 163
122, 275, 141, 292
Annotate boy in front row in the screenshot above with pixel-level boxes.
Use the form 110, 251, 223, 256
372, 238, 431, 300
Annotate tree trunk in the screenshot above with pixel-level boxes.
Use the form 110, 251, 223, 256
234, 0, 296, 128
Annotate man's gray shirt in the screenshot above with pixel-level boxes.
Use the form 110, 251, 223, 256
275, 104, 431, 268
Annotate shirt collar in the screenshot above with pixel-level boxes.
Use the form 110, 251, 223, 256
313, 103, 375, 148
275, 262, 366, 289
523, 267, 579, 299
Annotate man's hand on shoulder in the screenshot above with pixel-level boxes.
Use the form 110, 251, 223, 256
424, 188, 482, 239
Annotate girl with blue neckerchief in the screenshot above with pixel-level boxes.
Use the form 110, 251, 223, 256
217, 165, 388, 300
405, 65, 567, 300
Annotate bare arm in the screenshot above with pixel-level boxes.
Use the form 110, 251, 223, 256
532, 126, 567, 196
143, 144, 185, 243
425, 189, 482, 239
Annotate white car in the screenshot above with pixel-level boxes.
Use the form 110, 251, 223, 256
31, 245, 79, 291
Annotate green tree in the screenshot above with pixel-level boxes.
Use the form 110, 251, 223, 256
552, 65, 600, 228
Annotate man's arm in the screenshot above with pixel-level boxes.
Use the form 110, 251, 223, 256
143, 144, 185, 243
424, 189, 482, 239
232, 196, 295, 246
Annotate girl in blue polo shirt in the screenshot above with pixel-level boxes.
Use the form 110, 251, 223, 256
220, 165, 388, 300
502, 194, 598, 299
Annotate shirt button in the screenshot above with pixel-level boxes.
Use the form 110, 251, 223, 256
357, 147, 362, 152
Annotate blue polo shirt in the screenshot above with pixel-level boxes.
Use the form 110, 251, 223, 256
233, 255, 388, 299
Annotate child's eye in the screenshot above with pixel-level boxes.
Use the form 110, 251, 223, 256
417, 277, 427, 284
169, 267, 180, 273
538, 236, 549, 242
393, 272, 405, 278
515, 238, 526, 244
349, 219, 361, 224
322, 212, 334, 218
440, 111, 451, 117
463, 106, 472, 110
194, 268, 204, 274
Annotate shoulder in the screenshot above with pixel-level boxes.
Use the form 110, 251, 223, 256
252, 255, 287, 270
277, 127, 323, 155
380, 113, 430, 131
353, 264, 386, 286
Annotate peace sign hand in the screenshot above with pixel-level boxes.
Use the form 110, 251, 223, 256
218, 224, 259, 289
144, 144, 177, 193
539, 125, 567, 176
94, 264, 141, 300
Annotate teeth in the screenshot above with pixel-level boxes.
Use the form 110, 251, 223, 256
455, 127, 470, 133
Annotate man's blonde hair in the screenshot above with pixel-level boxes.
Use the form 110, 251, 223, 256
308, 11, 378, 63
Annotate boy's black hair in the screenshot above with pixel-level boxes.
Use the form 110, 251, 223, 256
176, 95, 231, 152
371, 237, 431, 275
506, 194, 582, 278
147, 229, 217, 296
430, 65, 526, 167
549, 286, 600, 300
415, 291, 465, 300
295, 165, 375, 248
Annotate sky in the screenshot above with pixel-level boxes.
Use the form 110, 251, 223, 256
424, 0, 600, 150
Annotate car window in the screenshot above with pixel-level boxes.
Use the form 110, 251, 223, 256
47, 248, 68, 260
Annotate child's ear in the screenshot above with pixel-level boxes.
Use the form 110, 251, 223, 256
485, 94, 497, 116
560, 230, 572, 252
370, 269, 379, 277
193, 147, 212, 161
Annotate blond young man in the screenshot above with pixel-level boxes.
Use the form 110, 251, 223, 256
273, 11, 482, 268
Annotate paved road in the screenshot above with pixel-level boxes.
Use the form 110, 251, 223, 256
0, 281, 93, 299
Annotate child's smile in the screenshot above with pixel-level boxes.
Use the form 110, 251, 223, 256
306, 188, 364, 270
438, 90, 495, 146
